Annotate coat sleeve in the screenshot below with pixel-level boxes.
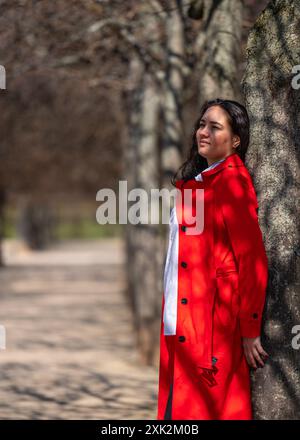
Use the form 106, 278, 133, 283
218, 170, 269, 338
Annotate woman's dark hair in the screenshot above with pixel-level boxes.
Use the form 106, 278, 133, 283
171, 98, 250, 187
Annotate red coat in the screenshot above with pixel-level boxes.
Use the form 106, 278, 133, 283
156, 152, 269, 420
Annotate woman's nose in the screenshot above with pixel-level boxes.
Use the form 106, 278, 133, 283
198, 127, 209, 138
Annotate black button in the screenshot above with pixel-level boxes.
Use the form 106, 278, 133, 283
181, 225, 187, 232
252, 313, 258, 319
228, 164, 233, 167
181, 298, 188, 304
181, 261, 187, 268
178, 336, 186, 342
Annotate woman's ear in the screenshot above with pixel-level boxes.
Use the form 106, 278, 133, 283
233, 135, 240, 149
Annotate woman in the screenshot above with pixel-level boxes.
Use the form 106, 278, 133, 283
156, 98, 269, 420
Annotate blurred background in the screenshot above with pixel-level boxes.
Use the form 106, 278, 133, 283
0, 0, 284, 420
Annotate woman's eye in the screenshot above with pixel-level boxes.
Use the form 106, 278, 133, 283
199, 123, 220, 129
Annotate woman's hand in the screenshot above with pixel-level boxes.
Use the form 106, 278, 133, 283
242, 336, 269, 370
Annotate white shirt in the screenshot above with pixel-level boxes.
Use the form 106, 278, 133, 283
163, 158, 226, 335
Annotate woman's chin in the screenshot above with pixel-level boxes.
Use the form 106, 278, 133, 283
197, 146, 209, 158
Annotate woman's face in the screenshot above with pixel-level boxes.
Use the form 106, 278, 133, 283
196, 105, 240, 165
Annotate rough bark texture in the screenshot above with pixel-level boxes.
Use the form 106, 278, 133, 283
160, 3, 186, 184
242, 0, 300, 420
195, 0, 244, 103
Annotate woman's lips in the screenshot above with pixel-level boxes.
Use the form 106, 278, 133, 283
199, 140, 210, 145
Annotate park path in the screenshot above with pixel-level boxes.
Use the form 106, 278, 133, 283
0, 239, 158, 420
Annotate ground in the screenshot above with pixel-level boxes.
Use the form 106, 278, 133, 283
0, 238, 157, 419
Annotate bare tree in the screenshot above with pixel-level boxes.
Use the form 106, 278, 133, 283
0, 1, 124, 251
189, 0, 243, 102
123, 56, 162, 363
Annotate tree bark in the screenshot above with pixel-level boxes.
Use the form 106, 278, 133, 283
123, 2, 191, 366
192, 0, 244, 103
242, 0, 300, 419
160, 2, 186, 186
123, 56, 162, 365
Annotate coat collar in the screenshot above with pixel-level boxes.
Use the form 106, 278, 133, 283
195, 157, 226, 181
175, 152, 244, 189
199, 152, 244, 181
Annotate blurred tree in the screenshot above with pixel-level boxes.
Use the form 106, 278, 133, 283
0, 0, 124, 250
0, 188, 6, 265
189, 0, 243, 102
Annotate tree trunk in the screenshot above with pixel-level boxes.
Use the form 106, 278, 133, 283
192, 0, 243, 103
123, 56, 162, 365
242, 0, 300, 419
123, 2, 190, 366
160, 2, 186, 187
0, 188, 6, 266
17, 199, 55, 250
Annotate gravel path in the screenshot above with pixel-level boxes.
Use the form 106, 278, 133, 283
0, 239, 158, 420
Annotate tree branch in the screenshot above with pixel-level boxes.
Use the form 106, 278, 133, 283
87, 18, 164, 85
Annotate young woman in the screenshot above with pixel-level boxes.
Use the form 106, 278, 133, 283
156, 98, 269, 420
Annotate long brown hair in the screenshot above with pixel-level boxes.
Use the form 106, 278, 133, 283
171, 98, 250, 187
